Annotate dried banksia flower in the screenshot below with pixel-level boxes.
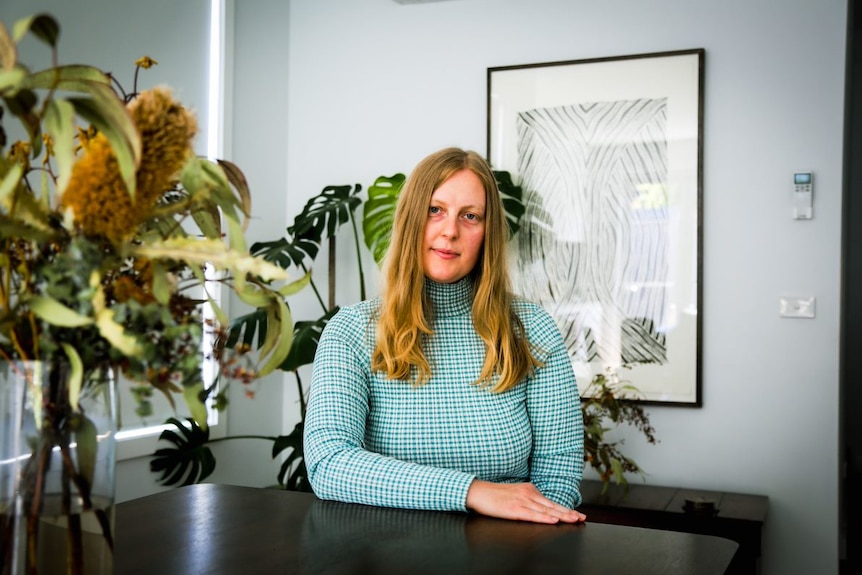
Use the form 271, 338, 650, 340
60, 87, 198, 243
129, 87, 198, 207
59, 134, 128, 241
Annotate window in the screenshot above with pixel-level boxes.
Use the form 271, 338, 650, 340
117, 0, 230, 458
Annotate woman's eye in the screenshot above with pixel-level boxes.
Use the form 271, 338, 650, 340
464, 213, 479, 221
429, 206, 441, 215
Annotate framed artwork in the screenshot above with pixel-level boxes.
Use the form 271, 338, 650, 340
487, 49, 704, 406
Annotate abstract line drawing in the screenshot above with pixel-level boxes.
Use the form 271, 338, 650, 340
513, 98, 670, 369
488, 49, 703, 405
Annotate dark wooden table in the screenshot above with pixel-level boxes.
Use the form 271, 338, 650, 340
579, 480, 768, 574
115, 483, 739, 574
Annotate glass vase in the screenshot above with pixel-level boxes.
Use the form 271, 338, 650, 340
0, 361, 117, 575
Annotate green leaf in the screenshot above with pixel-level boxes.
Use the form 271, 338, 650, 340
95, 308, 143, 356
494, 170, 526, 238
279, 308, 337, 372
272, 422, 303, 460
278, 269, 312, 297
190, 200, 222, 240
201, 159, 243, 220
233, 282, 280, 309
250, 235, 320, 271
183, 383, 209, 430
150, 417, 215, 487
0, 67, 27, 93
599, 449, 611, 473
273, 422, 312, 491
21, 65, 111, 89
0, 168, 52, 233
68, 86, 140, 199
362, 173, 405, 265
28, 295, 94, 327
132, 237, 289, 283
13, 14, 59, 46
151, 261, 171, 305
0, 161, 23, 207
44, 98, 76, 195
0, 213, 52, 243
223, 210, 247, 258
181, 158, 244, 238
207, 294, 229, 327
289, 183, 363, 244
611, 458, 626, 486
75, 414, 98, 487
60, 343, 84, 411
249, 183, 362, 283
257, 297, 293, 378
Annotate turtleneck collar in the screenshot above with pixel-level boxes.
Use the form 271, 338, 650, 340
424, 276, 473, 318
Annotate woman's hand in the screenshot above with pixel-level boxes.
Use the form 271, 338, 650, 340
465, 479, 587, 524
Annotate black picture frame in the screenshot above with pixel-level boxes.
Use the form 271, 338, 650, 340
488, 49, 704, 406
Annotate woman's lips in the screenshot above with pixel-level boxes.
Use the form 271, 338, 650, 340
432, 248, 458, 260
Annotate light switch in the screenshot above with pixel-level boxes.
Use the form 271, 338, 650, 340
779, 296, 816, 318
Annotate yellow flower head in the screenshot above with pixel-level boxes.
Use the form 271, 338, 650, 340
129, 86, 198, 207
60, 87, 198, 243
135, 56, 159, 69
75, 125, 98, 152
59, 134, 128, 241
7, 141, 31, 170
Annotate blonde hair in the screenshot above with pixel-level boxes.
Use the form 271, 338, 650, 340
371, 147, 542, 392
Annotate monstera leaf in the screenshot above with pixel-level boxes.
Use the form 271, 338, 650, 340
251, 234, 321, 271
250, 183, 363, 273
362, 173, 406, 265
290, 184, 363, 242
279, 308, 339, 373
494, 170, 526, 237
150, 417, 216, 487
273, 421, 312, 492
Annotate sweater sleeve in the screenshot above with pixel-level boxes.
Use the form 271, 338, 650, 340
303, 306, 476, 511
523, 306, 585, 508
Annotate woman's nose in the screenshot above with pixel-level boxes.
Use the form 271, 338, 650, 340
440, 215, 458, 238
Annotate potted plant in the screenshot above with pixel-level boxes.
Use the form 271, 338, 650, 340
0, 13, 294, 574
581, 366, 658, 494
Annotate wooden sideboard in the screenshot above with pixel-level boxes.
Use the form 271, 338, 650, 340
579, 480, 768, 575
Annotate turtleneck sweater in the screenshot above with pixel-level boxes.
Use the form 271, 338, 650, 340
304, 277, 584, 511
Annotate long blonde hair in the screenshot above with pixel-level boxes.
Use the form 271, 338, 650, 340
371, 147, 542, 392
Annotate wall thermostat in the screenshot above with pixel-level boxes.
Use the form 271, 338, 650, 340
793, 171, 813, 220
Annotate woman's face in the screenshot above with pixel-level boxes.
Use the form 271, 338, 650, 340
422, 168, 486, 284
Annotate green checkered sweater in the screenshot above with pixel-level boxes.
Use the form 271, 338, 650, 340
304, 277, 584, 511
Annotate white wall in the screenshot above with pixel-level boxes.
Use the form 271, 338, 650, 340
261, 1, 845, 574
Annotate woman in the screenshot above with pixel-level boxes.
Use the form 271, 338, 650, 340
304, 147, 586, 524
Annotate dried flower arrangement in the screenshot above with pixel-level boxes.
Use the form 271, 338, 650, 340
0, 13, 295, 574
